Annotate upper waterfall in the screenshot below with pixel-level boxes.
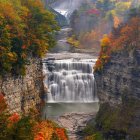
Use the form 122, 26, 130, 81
49, 0, 85, 18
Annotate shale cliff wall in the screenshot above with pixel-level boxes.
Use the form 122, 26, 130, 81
95, 49, 140, 105
94, 49, 140, 139
0, 58, 44, 114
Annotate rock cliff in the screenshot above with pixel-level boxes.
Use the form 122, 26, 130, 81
0, 58, 44, 114
95, 48, 140, 105
94, 48, 140, 139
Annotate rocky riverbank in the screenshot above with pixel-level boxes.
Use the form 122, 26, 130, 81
55, 112, 96, 140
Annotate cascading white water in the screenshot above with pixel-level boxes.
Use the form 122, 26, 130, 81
51, 0, 85, 18
43, 57, 98, 103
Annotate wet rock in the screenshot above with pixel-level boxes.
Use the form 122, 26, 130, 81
55, 112, 96, 140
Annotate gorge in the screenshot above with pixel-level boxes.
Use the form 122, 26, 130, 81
0, 0, 140, 140
42, 26, 99, 139
43, 1, 140, 139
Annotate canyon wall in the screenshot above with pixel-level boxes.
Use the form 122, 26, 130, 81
94, 48, 140, 139
0, 58, 44, 114
95, 48, 140, 105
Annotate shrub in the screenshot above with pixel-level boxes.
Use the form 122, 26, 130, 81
67, 35, 80, 48
0, 93, 68, 140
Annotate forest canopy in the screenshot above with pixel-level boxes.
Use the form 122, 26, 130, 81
0, 0, 59, 76
94, 15, 140, 72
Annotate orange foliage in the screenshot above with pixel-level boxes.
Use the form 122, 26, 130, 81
8, 113, 20, 123
55, 128, 68, 140
110, 17, 140, 51
95, 17, 140, 72
6, 113, 20, 128
94, 35, 111, 71
114, 16, 121, 28
79, 30, 101, 49
94, 59, 103, 71
0, 0, 58, 75
33, 121, 68, 140
101, 35, 110, 48
0, 93, 68, 139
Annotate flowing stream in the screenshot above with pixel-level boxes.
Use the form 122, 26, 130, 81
42, 28, 99, 139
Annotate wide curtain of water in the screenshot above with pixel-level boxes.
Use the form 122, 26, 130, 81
42, 53, 99, 119
43, 56, 98, 103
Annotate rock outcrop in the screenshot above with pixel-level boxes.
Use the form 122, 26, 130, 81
94, 48, 140, 139
55, 113, 96, 140
95, 49, 140, 105
0, 58, 44, 114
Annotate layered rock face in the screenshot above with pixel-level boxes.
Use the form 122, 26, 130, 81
94, 49, 140, 139
0, 58, 44, 114
95, 49, 140, 105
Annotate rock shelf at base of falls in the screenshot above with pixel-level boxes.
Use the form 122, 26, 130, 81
54, 112, 96, 140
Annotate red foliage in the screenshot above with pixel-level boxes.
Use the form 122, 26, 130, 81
55, 128, 68, 140
94, 59, 103, 71
86, 9, 100, 15
0, 93, 7, 113
22, 45, 27, 49
8, 113, 20, 123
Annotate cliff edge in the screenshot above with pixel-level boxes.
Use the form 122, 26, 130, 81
94, 16, 140, 139
0, 58, 44, 114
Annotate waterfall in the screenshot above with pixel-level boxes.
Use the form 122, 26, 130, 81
43, 58, 98, 103
51, 0, 85, 18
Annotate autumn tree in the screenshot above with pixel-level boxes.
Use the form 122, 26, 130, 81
0, 0, 59, 76
95, 15, 140, 72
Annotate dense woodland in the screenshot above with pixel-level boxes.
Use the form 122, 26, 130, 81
0, 0, 59, 76
95, 15, 140, 71
68, 0, 140, 51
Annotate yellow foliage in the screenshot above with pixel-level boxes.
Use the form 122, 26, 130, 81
67, 36, 80, 48
115, 2, 131, 14
7, 52, 17, 62
85, 134, 96, 140
101, 35, 110, 47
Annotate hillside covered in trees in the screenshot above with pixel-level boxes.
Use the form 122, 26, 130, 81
69, 0, 140, 52
0, 0, 59, 76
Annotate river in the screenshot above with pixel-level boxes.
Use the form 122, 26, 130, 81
42, 28, 99, 140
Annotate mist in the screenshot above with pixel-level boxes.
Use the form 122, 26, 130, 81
50, 0, 85, 18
